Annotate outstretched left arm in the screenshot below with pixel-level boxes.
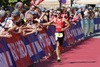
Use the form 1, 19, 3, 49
62, 18, 70, 31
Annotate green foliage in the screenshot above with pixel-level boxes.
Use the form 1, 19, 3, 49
0, 0, 30, 7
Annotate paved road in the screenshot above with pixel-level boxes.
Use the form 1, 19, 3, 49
35, 34, 100, 67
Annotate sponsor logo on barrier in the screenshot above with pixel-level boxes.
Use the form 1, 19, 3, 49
38, 29, 54, 56
26, 34, 46, 62
49, 36, 56, 45
95, 24, 98, 30
7, 40, 27, 61
2, 18, 100, 66
71, 29, 77, 37
26, 45, 34, 58
5, 34, 32, 67
93, 18, 100, 33
34, 41, 43, 52
0, 51, 13, 67
47, 25, 56, 49
41, 33, 51, 46
76, 28, 83, 36
0, 42, 13, 67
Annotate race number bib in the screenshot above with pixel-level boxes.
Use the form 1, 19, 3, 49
55, 33, 63, 37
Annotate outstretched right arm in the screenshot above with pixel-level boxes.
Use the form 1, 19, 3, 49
42, 18, 55, 26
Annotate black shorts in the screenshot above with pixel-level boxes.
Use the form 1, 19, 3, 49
55, 32, 64, 45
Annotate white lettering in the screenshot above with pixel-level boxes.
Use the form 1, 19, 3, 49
95, 24, 98, 30
15, 40, 27, 58
31, 43, 37, 54
76, 28, 80, 35
40, 34, 46, 48
71, 30, 75, 37
50, 36, 56, 45
8, 43, 19, 61
0, 53, 8, 67
66, 29, 71, 38
34, 41, 43, 52
26, 45, 34, 57
6, 51, 13, 66
44, 35, 51, 46
99, 24, 100, 29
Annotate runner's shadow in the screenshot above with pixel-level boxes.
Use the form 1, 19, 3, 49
35, 60, 54, 67
35, 53, 58, 67
69, 60, 96, 64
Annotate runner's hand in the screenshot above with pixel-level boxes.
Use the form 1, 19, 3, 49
61, 28, 65, 31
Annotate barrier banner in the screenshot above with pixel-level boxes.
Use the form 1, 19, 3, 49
74, 22, 84, 41
65, 22, 84, 45
28, 33, 46, 61
94, 18, 100, 33
21, 35, 40, 62
37, 28, 54, 56
47, 25, 56, 50
70, 22, 84, 41
0, 38, 15, 67
65, 28, 75, 45
5, 34, 32, 67
63, 33, 69, 47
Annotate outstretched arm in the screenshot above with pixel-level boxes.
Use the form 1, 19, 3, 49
42, 18, 55, 26
62, 18, 70, 31
7, 25, 17, 33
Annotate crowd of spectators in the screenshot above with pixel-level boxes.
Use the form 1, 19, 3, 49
0, 2, 100, 38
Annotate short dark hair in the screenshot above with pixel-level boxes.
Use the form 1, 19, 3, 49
56, 8, 62, 13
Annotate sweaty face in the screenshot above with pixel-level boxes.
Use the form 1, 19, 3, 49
56, 11, 61, 18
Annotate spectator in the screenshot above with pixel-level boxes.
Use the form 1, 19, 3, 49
84, 9, 89, 18
15, 2, 24, 19
24, 5, 36, 21
7, 9, 21, 33
0, 10, 12, 37
95, 9, 99, 18
6, 9, 20, 28
21, 11, 42, 36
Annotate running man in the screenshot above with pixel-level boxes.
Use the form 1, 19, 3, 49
42, 8, 70, 62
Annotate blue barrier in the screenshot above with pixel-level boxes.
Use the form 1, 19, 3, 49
0, 38, 16, 67
47, 25, 56, 49
94, 18, 100, 33
5, 34, 32, 67
22, 35, 40, 62
0, 18, 100, 67
73, 22, 84, 41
